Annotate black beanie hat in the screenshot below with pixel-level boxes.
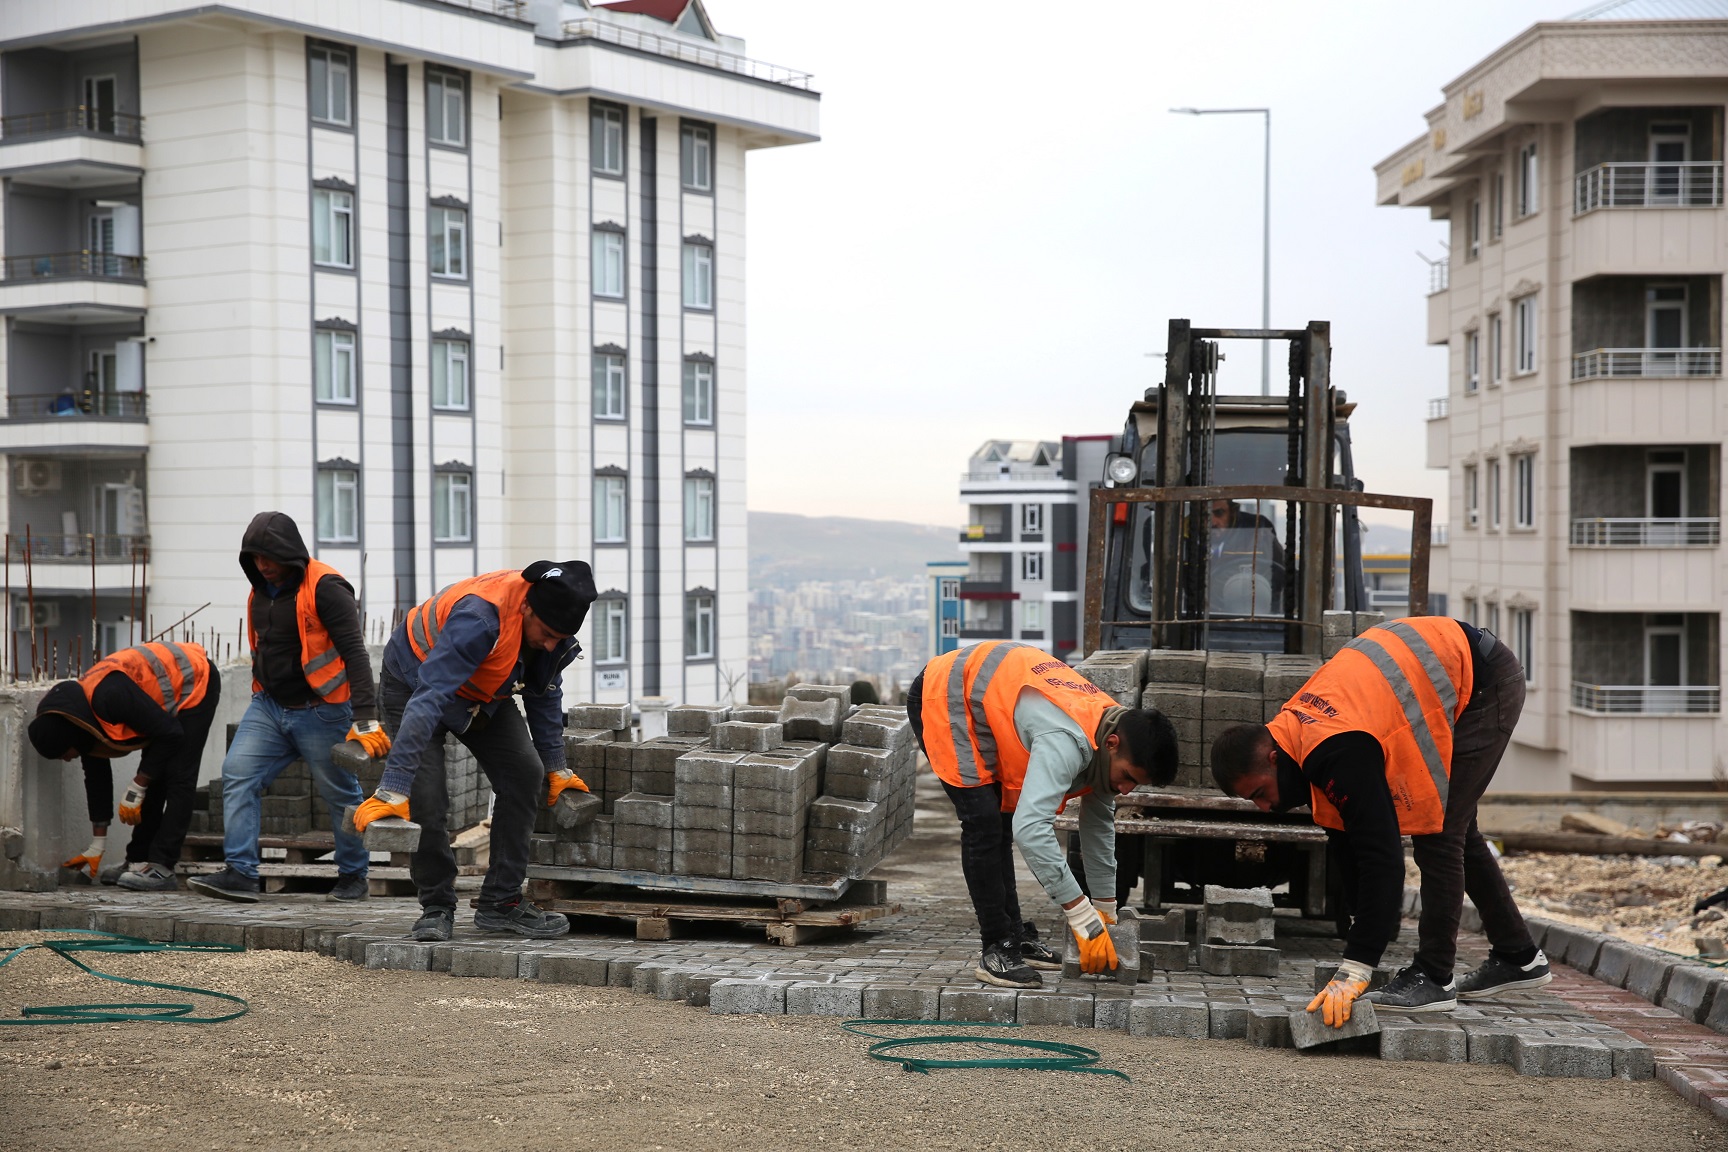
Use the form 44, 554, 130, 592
29, 683, 98, 760
521, 560, 597, 637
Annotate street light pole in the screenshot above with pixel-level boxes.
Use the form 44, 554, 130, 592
1171, 106, 1272, 396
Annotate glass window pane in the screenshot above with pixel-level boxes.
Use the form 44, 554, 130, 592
313, 190, 330, 263
310, 52, 328, 121
316, 471, 334, 538
427, 76, 444, 142
330, 57, 349, 124
314, 331, 332, 400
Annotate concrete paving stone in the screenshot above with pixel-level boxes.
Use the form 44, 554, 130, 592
1202, 914, 1276, 946
39, 906, 99, 931
841, 716, 912, 751
1378, 1019, 1466, 1063
787, 684, 853, 709
607, 958, 642, 987
566, 703, 630, 730
778, 697, 843, 743
1598, 1033, 1657, 1080
862, 985, 941, 1020
1660, 963, 1728, 1024
1209, 1000, 1252, 1040
710, 978, 792, 1015
1462, 1023, 1518, 1065
940, 987, 1019, 1023
1017, 992, 1094, 1028
712, 723, 785, 753
653, 968, 694, 1001
103, 912, 179, 942
787, 981, 864, 1017
1626, 949, 1680, 1005
245, 923, 305, 952
0, 907, 41, 931
732, 809, 804, 838
1288, 1000, 1380, 1050
667, 705, 730, 737
173, 918, 251, 948
365, 941, 433, 971
1543, 922, 1606, 973
1129, 996, 1209, 1039
1146, 650, 1207, 685
1511, 1033, 1614, 1079
1141, 940, 1190, 972
1202, 885, 1274, 920
1140, 908, 1187, 942
1198, 944, 1279, 977
728, 706, 782, 725
1246, 1005, 1293, 1048
684, 974, 726, 1007
1204, 654, 1264, 695
632, 961, 672, 996
339, 933, 397, 965
733, 855, 803, 883
536, 955, 610, 985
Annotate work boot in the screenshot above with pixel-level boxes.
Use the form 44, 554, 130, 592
474, 899, 569, 939
115, 863, 179, 892
1365, 965, 1457, 1013
99, 862, 127, 886
326, 872, 370, 902
975, 937, 1042, 989
1018, 920, 1061, 970
410, 906, 455, 942
188, 866, 262, 903
1457, 949, 1551, 1000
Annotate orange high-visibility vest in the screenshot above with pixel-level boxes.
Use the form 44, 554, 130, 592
920, 641, 1115, 813
1265, 616, 1475, 837
247, 557, 352, 703
403, 570, 529, 703
79, 641, 212, 748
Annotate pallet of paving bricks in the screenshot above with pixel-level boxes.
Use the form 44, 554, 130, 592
174, 831, 482, 896
508, 878, 900, 946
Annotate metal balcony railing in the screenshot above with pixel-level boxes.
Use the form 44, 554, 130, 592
0, 106, 143, 142
561, 18, 814, 89
6, 392, 146, 420
426, 0, 527, 18
1428, 258, 1449, 295
1571, 347, 1722, 380
1431, 524, 1450, 546
7, 534, 149, 563
1, 251, 144, 282
963, 465, 1063, 483
1427, 397, 1450, 420
1574, 162, 1724, 214
1571, 681, 1721, 715
1570, 517, 1720, 547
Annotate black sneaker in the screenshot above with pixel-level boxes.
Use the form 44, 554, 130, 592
1365, 965, 1458, 1013
474, 899, 570, 939
411, 906, 455, 942
188, 866, 262, 903
975, 938, 1042, 989
1457, 950, 1552, 1000
1018, 920, 1060, 970
327, 873, 370, 902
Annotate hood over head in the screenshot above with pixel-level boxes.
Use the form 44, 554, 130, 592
239, 511, 312, 592
28, 681, 103, 759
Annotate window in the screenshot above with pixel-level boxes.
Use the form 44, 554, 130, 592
1021, 504, 1043, 534
682, 359, 714, 425
940, 615, 960, 640
1023, 600, 1044, 631
938, 577, 960, 600
316, 467, 358, 542
1516, 141, 1538, 217
1465, 330, 1481, 394
1021, 552, 1044, 581
1485, 602, 1500, 636
315, 328, 356, 404
681, 122, 713, 192
594, 598, 627, 664
684, 475, 715, 542
1647, 285, 1687, 363
682, 241, 713, 310
309, 45, 351, 127
1646, 615, 1686, 690
432, 339, 470, 410
312, 188, 353, 268
429, 206, 467, 279
1464, 463, 1479, 528
685, 594, 715, 659
1462, 596, 1478, 626
1488, 170, 1504, 240
1511, 607, 1535, 684
593, 230, 625, 299
594, 352, 626, 419
1648, 449, 1686, 519
1512, 453, 1535, 529
594, 474, 627, 543
591, 104, 624, 176
434, 471, 472, 543
426, 71, 466, 147
1488, 314, 1503, 387
1513, 295, 1537, 375
1487, 459, 1502, 531
1466, 197, 1481, 260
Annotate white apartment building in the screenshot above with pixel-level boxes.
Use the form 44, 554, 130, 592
0, 0, 817, 705
958, 439, 1083, 657
1377, 0, 1726, 789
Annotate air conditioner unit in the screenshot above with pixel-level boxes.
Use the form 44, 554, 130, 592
12, 460, 62, 494
11, 601, 61, 630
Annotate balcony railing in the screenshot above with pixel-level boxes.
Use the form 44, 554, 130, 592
561, 18, 814, 89
1, 251, 144, 282
963, 465, 1063, 483
1571, 681, 1720, 715
6, 534, 149, 564
6, 392, 146, 420
1570, 517, 1720, 547
0, 106, 143, 142
1431, 524, 1450, 546
426, 0, 527, 19
1428, 258, 1449, 295
1574, 162, 1724, 214
1571, 347, 1722, 380
960, 525, 1011, 543
1427, 397, 1450, 420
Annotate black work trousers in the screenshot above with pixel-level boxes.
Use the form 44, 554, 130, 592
128, 670, 222, 869
378, 670, 542, 912
1410, 634, 1537, 980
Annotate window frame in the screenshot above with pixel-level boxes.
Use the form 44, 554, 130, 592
1488, 169, 1505, 240
312, 186, 354, 269
316, 465, 359, 543
938, 577, 961, 600
1463, 462, 1480, 528
426, 69, 468, 149
1023, 599, 1044, 631
594, 473, 628, 545
1465, 330, 1481, 394
684, 593, 716, 661
594, 597, 628, 665
684, 474, 716, 543
682, 240, 714, 311
1466, 196, 1481, 260
314, 326, 357, 405
431, 337, 471, 411
1021, 503, 1043, 534
433, 470, 473, 544
680, 121, 714, 193
1516, 141, 1539, 218
593, 351, 627, 420
1513, 295, 1537, 376
1487, 458, 1503, 531
308, 44, 353, 129
1488, 313, 1503, 387
429, 204, 468, 280
682, 358, 714, 426
939, 615, 960, 640
1512, 607, 1536, 685
1021, 551, 1045, 582
593, 228, 626, 300
1512, 452, 1536, 529
591, 102, 625, 177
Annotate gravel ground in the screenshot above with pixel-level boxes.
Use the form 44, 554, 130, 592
0, 934, 1722, 1152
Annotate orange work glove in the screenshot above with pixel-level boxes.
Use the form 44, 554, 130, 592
1063, 899, 1120, 974
62, 835, 106, 879
352, 788, 410, 832
346, 721, 392, 758
117, 777, 147, 826
545, 769, 590, 808
1307, 959, 1374, 1028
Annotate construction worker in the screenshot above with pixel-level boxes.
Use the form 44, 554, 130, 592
352, 561, 595, 942
189, 512, 385, 904
906, 641, 1179, 988
28, 641, 222, 891
1209, 616, 1548, 1026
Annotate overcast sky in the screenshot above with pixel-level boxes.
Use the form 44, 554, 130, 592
713, 0, 1569, 530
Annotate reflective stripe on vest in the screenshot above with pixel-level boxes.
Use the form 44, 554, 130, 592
132, 642, 198, 716
402, 571, 529, 703
1341, 631, 1451, 814
942, 640, 1018, 787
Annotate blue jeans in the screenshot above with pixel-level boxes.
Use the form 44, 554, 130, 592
221, 693, 367, 879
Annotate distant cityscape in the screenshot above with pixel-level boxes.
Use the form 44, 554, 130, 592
747, 576, 929, 701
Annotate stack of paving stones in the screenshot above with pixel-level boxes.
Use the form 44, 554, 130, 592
1321, 609, 1387, 657
1197, 885, 1279, 976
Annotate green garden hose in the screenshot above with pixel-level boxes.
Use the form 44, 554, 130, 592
842, 1018, 1131, 1081
0, 928, 248, 1025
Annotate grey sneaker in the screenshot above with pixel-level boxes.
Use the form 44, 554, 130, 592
410, 906, 455, 942
1365, 964, 1458, 1013
1457, 950, 1552, 1000
99, 862, 127, 886
116, 863, 179, 892
975, 938, 1042, 989
473, 899, 569, 939
326, 872, 369, 902
188, 866, 262, 903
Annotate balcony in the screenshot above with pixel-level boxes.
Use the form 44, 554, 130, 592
0, 392, 148, 453
1426, 272, 1448, 347
0, 251, 145, 323
1426, 397, 1448, 469
1571, 517, 1719, 548
0, 107, 144, 188
1568, 709, 1722, 785
1572, 348, 1721, 380
1574, 162, 1723, 215
1571, 682, 1719, 715
959, 525, 1011, 544
958, 580, 1015, 599
560, 18, 814, 89
4, 533, 150, 595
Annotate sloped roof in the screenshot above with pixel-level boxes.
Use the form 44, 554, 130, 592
1568, 0, 1728, 18
597, 0, 687, 19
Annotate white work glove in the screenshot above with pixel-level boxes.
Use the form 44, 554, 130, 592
63, 835, 106, 878
117, 777, 147, 825
1092, 898, 1118, 925
1063, 898, 1119, 974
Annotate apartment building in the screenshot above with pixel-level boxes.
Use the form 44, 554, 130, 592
1377, 0, 1726, 788
0, 0, 817, 704
925, 558, 965, 659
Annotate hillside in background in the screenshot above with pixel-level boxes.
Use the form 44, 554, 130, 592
749, 511, 955, 587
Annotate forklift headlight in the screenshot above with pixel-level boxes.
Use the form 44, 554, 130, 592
1105, 454, 1138, 486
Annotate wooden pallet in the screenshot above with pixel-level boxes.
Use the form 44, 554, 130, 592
521, 877, 897, 946
175, 833, 482, 896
